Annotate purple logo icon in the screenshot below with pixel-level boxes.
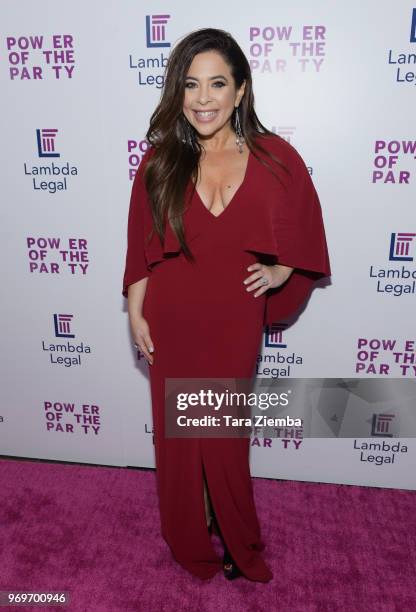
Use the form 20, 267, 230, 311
36, 128, 59, 158
371, 413, 394, 437
410, 8, 416, 42
389, 232, 416, 261
146, 14, 171, 48
272, 125, 296, 142
54, 314, 74, 338
265, 323, 288, 348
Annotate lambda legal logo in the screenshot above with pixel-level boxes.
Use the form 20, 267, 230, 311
145, 14, 171, 47
43, 314, 91, 366
36, 128, 60, 157
53, 313, 74, 338
387, 9, 416, 84
265, 323, 288, 348
259, 322, 302, 377
272, 125, 296, 143
411, 8, 416, 42
389, 232, 416, 261
371, 413, 395, 437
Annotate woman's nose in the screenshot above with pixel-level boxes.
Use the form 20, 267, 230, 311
197, 86, 212, 104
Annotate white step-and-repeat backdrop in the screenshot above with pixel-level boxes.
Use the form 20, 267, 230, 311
1, 1, 415, 489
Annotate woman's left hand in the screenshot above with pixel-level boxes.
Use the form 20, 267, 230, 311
243, 263, 294, 298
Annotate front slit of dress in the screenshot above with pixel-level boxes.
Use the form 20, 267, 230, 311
141, 180, 273, 582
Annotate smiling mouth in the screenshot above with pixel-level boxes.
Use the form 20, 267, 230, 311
193, 110, 219, 121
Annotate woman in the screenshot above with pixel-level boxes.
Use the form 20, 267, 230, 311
122, 28, 331, 582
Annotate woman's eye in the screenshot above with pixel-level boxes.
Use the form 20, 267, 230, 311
185, 81, 226, 88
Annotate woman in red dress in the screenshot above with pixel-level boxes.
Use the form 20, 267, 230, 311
122, 28, 331, 582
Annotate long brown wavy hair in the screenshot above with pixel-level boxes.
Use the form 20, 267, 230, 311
143, 27, 290, 260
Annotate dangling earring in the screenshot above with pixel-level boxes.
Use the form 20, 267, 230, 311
181, 117, 197, 151
234, 106, 244, 154
181, 118, 189, 145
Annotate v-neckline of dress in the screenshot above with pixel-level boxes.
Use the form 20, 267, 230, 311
192, 147, 252, 221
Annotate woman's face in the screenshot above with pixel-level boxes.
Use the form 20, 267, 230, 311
182, 50, 246, 141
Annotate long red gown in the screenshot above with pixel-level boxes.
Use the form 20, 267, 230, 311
122, 133, 331, 582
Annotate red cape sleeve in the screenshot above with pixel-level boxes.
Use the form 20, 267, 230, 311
264, 147, 331, 326
121, 148, 153, 298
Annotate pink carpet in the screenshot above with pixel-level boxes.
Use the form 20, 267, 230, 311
0, 458, 415, 611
